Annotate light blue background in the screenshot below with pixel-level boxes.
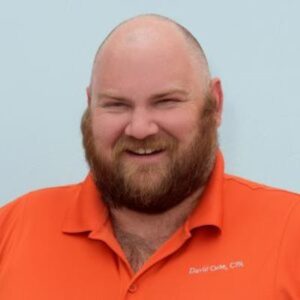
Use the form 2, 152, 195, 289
1, 0, 299, 205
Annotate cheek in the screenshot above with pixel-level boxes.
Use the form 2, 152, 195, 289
91, 113, 127, 151
159, 110, 199, 145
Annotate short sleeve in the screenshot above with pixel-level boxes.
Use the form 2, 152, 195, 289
275, 200, 300, 299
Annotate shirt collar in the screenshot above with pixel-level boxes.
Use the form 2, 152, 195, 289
62, 174, 109, 234
186, 150, 224, 232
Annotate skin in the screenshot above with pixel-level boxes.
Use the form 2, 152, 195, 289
86, 16, 224, 272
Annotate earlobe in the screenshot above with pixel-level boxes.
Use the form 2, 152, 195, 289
210, 78, 224, 127
86, 86, 92, 106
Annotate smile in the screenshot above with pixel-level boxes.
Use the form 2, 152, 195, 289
124, 148, 166, 163
126, 148, 164, 156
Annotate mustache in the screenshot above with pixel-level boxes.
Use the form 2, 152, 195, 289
113, 135, 178, 155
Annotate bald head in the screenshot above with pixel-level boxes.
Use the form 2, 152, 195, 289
90, 14, 210, 92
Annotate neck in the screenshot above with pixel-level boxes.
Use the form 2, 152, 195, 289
110, 187, 204, 272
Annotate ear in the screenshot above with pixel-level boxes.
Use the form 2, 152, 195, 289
86, 86, 92, 106
210, 78, 223, 127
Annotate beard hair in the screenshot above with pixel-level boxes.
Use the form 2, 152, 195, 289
81, 93, 219, 214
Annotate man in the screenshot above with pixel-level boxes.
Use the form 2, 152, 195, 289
0, 14, 299, 299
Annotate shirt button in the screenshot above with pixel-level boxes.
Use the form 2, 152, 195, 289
128, 284, 138, 293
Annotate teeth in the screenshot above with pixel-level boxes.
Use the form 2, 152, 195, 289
133, 148, 158, 155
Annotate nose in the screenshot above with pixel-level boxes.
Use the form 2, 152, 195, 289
124, 108, 159, 139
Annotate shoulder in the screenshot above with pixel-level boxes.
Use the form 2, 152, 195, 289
224, 173, 300, 204
0, 182, 83, 229
222, 174, 300, 233
223, 176, 300, 295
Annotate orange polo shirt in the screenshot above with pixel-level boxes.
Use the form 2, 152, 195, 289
0, 152, 300, 299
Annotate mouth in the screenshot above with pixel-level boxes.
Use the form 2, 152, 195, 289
126, 148, 164, 155
124, 148, 166, 161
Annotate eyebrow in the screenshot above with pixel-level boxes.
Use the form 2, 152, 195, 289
149, 89, 189, 100
96, 88, 189, 102
96, 93, 128, 102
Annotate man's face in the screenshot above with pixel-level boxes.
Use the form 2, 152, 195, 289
83, 30, 221, 213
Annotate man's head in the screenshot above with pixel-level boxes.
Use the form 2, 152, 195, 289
82, 14, 223, 214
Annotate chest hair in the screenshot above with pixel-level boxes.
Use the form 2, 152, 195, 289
114, 228, 167, 273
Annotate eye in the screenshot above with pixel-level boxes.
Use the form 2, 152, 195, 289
104, 102, 125, 107
156, 98, 180, 107
102, 101, 129, 109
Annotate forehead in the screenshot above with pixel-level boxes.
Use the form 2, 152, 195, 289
91, 22, 205, 97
